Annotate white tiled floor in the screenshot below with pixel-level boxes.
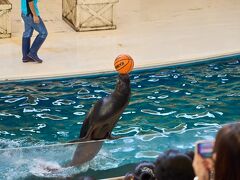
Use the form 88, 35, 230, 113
1, 0, 240, 81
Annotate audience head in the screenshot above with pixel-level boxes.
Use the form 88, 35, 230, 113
154, 149, 195, 180
213, 123, 240, 180
126, 123, 240, 180
193, 123, 240, 180
134, 162, 155, 180
124, 161, 155, 180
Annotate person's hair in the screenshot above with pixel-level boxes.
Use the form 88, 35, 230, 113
134, 162, 155, 180
124, 161, 155, 180
214, 123, 240, 180
154, 149, 195, 180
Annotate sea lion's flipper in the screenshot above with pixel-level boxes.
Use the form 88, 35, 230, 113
79, 116, 91, 138
79, 107, 95, 138
69, 140, 103, 167
81, 125, 95, 140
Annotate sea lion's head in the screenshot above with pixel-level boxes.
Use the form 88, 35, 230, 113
116, 74, 130, 94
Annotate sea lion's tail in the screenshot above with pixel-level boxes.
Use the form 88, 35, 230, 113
68, 140, 103, 167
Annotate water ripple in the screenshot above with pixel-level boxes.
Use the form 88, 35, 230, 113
171, 89, 180, 93
176, 112, 215, 119
157, 95, 169, 99
113, 127, 140, 135
23, 108, 51, 113
0, 131, 10, 135
77, 95, 102, 99
194, 122, 221, 127
137, 134, 168, 141
228, 60, 239, 65
73, 105, 84, 109
147, 96, 156, 100
215, 111, 223, 116
123, 111, 136, 115
141, 109, 176, 116
217, 74, 227, 78
135, 151, 160, 159
162, 123, 187, 134
73, 112, 85, 116
148, 78, 159, 82
36, 114, 68, 121
19, 95, 43, 106
0, 95, 13, 99
0, 112, 21, 119
56, 131, 69, 137
77, 88, 90, 94
4, 97, 26, 103
0, 138, 19, 148
227, 93, 240, 97
149, 74, 170, 78
196, 105, 205, 109
206, 97, 219, 101
52, 99, 76, 106
20, 124, 46, 133
94, 90, 110, 94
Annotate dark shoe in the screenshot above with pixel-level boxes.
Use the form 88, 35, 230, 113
22, 37, 31, 62
27, 53, 43, 63
28, 35, 46, 63
22, 57, 35, 63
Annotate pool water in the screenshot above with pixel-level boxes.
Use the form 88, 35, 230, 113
1, 55, 239, 145
0, 127, 217, 179
0, 55, 240, 179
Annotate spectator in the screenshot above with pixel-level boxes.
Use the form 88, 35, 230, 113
154, 149, 195, 180
193, 123, 240, 180
124, 161, 155, 180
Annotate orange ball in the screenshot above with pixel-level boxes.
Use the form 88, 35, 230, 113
114, 54, 134, 74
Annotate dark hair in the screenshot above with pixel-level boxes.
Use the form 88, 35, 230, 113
214, 123, 240, 180
134, 162, 155, 180
124, 161, 155, 180
154, 150, 195, 180
185, 150, 194, 161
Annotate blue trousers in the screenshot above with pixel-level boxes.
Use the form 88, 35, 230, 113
21, 13, 48, 39
21, 13, 48, 61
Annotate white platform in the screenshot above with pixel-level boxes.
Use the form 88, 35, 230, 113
0, 0, 240, 81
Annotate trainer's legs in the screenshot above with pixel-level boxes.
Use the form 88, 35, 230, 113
21, 14, 34, 62
28, 16, 48, 63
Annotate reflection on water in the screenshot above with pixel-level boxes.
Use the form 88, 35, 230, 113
0, 126, 218, 179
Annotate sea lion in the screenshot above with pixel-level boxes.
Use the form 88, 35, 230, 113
69, 74, 131, 166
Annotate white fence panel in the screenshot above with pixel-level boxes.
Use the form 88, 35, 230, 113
62, 0, 119, 32
0, 0, 11, 38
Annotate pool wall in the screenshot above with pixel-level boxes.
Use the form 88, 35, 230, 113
1, 53, 240, 84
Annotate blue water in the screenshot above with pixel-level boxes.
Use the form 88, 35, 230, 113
0, 55, 240, 179
0, 127, 218, 179
0, 55, 240, 146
